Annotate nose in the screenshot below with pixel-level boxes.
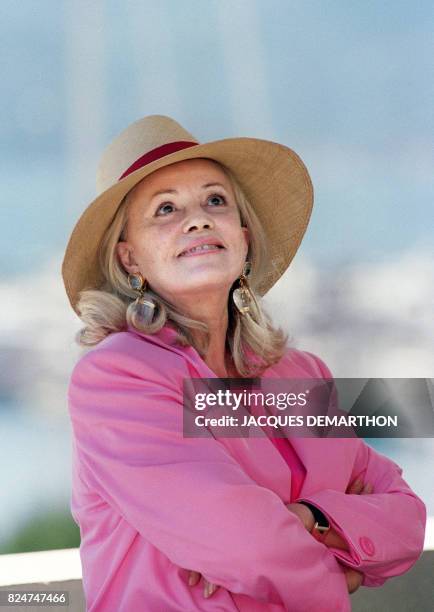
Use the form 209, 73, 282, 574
182, 208, 215, 233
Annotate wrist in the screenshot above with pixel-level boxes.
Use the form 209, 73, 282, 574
297, 501, 330, 528
297, 501, 330, 543
297, 502, 315, 531
286, 502, 315, 531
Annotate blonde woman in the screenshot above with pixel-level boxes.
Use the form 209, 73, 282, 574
62, 115, 426, 611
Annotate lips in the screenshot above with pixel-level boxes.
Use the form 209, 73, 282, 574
177, 239, 225, 257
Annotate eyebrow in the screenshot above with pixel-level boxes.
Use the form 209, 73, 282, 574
150, 183, 227, 200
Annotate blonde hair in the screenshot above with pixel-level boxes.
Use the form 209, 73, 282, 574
75, 160, 290, 376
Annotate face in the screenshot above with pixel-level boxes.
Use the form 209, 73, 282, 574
116, 158, 250, 304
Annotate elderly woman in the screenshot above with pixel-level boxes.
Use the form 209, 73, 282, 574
62, 115, 426, 612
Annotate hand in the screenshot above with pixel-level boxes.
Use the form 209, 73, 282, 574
186, 480, 374, 599
187, 570, 219, 599
342, 566, 364, 594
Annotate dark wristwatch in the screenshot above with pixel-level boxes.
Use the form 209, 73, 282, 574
298, 501, 330, 542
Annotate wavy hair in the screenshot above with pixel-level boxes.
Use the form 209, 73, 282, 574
75, 160, 290, 376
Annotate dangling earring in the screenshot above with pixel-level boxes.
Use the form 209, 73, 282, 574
127, 272, 156, 325
232, 261, 253, 316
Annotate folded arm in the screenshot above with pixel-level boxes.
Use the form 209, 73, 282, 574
296, 438, 427, 587
298, 351, 426, 587
69, 346, 350, 611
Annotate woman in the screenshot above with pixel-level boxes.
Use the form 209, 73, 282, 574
62, 115, 426, 611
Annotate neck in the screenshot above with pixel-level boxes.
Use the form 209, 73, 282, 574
172, 290, 234, 377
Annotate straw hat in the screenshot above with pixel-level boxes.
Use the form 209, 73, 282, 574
61, 114, 313, 314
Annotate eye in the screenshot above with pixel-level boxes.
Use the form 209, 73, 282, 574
207, 193, 226, 206
155, 202, 175, 216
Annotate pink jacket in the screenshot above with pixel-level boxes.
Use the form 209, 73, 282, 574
68, 324, 426, 611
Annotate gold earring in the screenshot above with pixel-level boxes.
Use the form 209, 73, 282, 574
127, 273, 156, 324
128, 272, 145, 292
232, 261, 252, 315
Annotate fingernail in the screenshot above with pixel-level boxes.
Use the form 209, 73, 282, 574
188, 574, 195, 586
204, 584, 210, 598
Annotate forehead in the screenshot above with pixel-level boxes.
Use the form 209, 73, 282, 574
128, 158, 230, 204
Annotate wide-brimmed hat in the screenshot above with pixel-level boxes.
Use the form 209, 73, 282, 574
61, 114, 313, 315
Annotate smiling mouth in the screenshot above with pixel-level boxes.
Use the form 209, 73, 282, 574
178, 244, 225, 257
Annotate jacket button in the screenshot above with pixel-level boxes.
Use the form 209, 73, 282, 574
359, 536, 375, 556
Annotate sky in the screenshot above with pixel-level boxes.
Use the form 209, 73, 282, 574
0, 1, 433, 542
0, 0, 432, 275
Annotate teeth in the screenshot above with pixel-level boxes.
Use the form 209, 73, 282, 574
182, 244, 221, 255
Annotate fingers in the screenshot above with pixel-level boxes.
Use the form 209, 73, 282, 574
187, 571, 219, 598
203, 579, 218, 598
347, 477, 373, 495
188, 570, 201, 586
347, 477, 364, 494
344, 568, 364, 594
362, 481, 374, 494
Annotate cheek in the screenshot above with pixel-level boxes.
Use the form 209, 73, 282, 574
135, 234, 173, 270
128, 234, 155, 268
228, 224, 249, 253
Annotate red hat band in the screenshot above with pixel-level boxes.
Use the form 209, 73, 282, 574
118, 140, 199, 181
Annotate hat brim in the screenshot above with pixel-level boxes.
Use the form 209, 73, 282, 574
61, 137, 313, 314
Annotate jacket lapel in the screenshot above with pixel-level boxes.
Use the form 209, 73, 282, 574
125, 325, 351, 500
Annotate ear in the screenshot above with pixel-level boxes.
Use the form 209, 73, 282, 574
241, 226, 250, 253
116, 241, 140, 274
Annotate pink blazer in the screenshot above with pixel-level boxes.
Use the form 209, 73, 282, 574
68, 324, 426, 611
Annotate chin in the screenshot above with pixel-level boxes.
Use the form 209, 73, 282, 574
178, 273, 235, 293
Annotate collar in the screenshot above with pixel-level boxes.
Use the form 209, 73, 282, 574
126, 322, 179, 346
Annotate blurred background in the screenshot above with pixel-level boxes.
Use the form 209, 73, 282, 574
0, 0, 433, 557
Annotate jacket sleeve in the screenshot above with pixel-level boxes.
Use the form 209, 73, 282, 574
295, 353, 427, 588
68, 345, 351, 611
295, 440, 426, 587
